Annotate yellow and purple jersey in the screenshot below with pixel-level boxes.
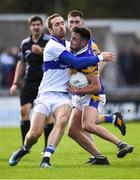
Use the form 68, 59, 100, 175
71, 38, 104, 95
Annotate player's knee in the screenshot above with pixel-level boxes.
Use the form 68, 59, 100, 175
83, 122, 97, 133
68, 127, 78, 139
56, 115, 68, 129
27, 130, 41, 141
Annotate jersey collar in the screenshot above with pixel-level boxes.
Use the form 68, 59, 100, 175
30, 33, 44, 43
51, 35, 66, 47
75, 45, 88, 56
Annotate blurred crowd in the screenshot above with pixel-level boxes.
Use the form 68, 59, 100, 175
117, 46, 140, 86
0, 46, 140, 90
0, 47, 19, 88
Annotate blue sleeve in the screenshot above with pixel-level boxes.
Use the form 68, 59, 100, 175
59, 50, 100, 69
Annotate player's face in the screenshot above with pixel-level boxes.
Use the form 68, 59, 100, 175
50, 16, 66, 39
70, 32, 83, 52
68, 16, 84, 32
29, 20, 43, 36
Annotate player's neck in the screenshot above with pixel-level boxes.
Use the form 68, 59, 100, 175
75, 45, 88, 55
56, 36, 65, 41
32, 33, 42, 42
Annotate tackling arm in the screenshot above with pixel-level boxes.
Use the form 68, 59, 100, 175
59, 50, 101, 69
59, 50, 115, 69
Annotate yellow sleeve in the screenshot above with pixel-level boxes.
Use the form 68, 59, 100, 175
91, 42, 100, 55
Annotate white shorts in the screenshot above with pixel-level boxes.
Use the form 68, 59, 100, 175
71, 94, 106, 113
33, 92, 71, 117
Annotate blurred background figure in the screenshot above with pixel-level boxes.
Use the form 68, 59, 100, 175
9, 15, 53, 150
130, 46, 140, 85
117, 45, 140, 87
117, 48, 133, 86
0, 47, 18, 88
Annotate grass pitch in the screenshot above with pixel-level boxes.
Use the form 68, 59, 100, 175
0, 122, 140, 179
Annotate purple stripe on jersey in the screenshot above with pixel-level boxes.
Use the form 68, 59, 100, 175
43, 61, 69, 71
89, 98, 99, 109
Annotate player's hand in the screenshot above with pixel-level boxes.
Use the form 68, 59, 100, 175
31, 44, 43, 55
67, 84, 78, 94
10, 84, 18, 95
100, 52, 116, 63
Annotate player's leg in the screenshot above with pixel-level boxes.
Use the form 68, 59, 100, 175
68, 107, 109, 165
40, 97, 72, 168
9, 110, 47, 166
20, 103, 32, 144
68, 108, 102, 156
19, 84, 36, 145
97, 112, 126, 136
9, 93, 51, 167
83, 107, 121, 144
20, 83, 54, 149
25, 112, 47, 145
43, 115, 54, 152
82, 106, 133, 158
92, 94, 126, 135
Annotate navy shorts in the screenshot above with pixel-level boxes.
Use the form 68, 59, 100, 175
20, 83, 40, 106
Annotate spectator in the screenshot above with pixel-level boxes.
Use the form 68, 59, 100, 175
130, 46, 140, 85
118, 48, 133, 86
0, 48, 16, 88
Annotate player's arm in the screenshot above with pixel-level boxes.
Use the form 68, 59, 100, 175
98, 61, 106, 74
10, 60, 25, 95
31, 44, 44, 55
68, 74, 101, 95
59, 50, 115, 69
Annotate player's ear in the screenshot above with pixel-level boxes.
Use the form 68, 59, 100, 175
48, 27, 53, 34
81, 39, 87, 47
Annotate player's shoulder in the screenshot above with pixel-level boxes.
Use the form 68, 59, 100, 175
47, 37, 67, 48
21, 37, 30, 46
43, 34, 51, 41
44, 38, 58, 53
45, 38, 58, 48
88, 37, 96, 44
88, 37, 100, 54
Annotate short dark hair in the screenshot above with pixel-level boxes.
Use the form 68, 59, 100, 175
68, 10, 83, 19
47, 13, 61, 29
72, 26, 91, 42
28, 15, 43, 26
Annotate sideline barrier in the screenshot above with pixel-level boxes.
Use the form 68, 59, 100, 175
0, 97, 140, 127
0, 97, 20, 127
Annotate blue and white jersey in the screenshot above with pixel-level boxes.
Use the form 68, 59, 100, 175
38, 36, 71, 94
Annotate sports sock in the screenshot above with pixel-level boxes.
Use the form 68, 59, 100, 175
23, 144, 32, 151
20, 120, 30, 144
100, 114, 114, 123
44, 145, 56, 158
44, 123, 54, 149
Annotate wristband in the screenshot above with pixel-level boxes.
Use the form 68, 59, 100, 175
97, 54, 103, 61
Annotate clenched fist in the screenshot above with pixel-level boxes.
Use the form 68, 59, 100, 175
31, 44, 43, 55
